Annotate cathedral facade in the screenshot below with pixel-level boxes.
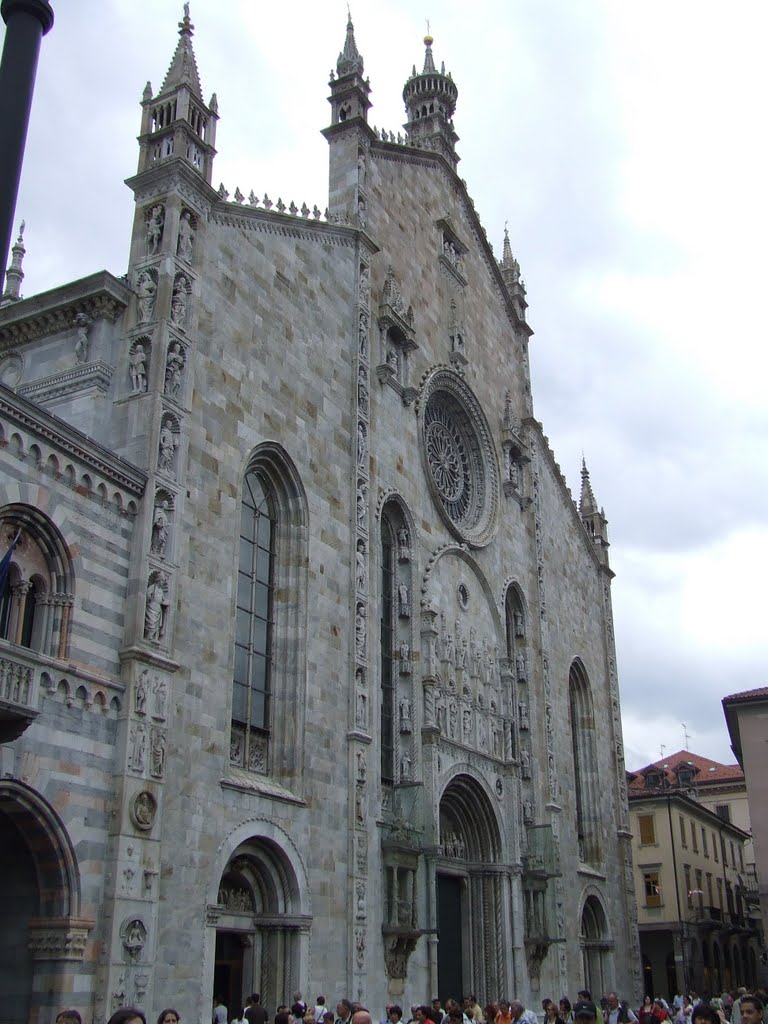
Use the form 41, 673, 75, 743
0, 10, 640, 1024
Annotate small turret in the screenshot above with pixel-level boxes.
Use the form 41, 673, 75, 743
136, 4, 218, 183
326, 13, 371, 127
1, 221, 26, 304
579, 458, 610, 566
402, 34, 459, 169
499, 224, 528, 322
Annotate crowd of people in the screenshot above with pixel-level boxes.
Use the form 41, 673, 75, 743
51, 986, 768, 1024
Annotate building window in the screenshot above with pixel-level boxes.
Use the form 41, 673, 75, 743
706, 872, 714, 907
680, 815, 688, 847
380, 514, 396, 784
702, 827, 708, 857
739, 845, 744, 871
716, 876, 723, 909
643, 870, 662, 907
715, 803, 731, 822
229, 445, 308, 780
730, 841, 736, 866
638, 814, 656, 845
713, 832, 719, 863
569, 660, 600, 866
695, 869, 703, 907
692, 821, 698, 853
0, 507, 74, 659
233, 471, 275, 765
645, 771, 660, 789
685, 864, 693, 907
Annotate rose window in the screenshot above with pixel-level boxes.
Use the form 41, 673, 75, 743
420, 371, 499, 547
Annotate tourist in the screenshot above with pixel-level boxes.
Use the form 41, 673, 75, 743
157, 1010, 181, 1024
108, 1011, 147, 1024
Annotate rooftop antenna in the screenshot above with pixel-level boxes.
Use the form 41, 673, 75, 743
682, 723, 690, 750
659, 743, 666, 759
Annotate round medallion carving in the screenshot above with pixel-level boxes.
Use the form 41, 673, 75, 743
130, 790, 157, 831
419, 369, 499, 547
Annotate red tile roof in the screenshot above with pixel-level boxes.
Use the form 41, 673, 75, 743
723, 686, 768, 703
627, 749, 744, 792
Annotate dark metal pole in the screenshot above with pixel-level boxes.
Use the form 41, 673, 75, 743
0, 0, 54, 294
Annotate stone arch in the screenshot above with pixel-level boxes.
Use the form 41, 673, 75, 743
579, 888, 612, 998
0, 780, 92, 1023
435, 770, 508, 1003
206, 819, 311, 1012
0, 504, 75, 661
439, 767, 503, 861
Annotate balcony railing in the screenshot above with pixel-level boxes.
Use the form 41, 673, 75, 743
0, 646, 40, 741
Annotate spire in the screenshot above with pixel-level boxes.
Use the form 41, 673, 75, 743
1, 221, 26, 303
422, 34, 436, 73
579, 458, 610, 566
337, 12, 364, 77
159, 3, 203, 101
135, 3, 218, 183
579, 457, 597, 516
402, 32, 460, 169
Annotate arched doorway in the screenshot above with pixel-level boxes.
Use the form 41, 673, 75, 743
580, 894, 611, 997
642, 954, 654, 998
213, 837, 308, 1014
437, 773, 504, 1004
0, 781, 88, 1024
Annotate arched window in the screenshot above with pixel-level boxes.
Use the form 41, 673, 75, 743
234, 471, 276, 757
380, 512, 396, 784
569, 660, 601, 865
0, 508, 73, 658
230, 446, 307, 781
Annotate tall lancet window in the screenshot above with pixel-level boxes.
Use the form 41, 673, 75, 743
569, 660, 601, 865
380, 513, 396, 784
230, 445, 308, 781
234, 471, 275, 752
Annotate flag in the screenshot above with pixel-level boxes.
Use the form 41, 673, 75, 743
0, 528, 21, 593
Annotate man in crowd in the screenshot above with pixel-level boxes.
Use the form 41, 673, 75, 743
604, 993, 637, 1024
510, 1001, 538, 1024
739, 998, 764, 1024
464, 998, 483, 1024
245, 994, 268, 1024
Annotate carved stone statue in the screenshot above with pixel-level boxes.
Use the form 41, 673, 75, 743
356, 480, 367, 528
135, 670, 148, 715
399, 698, 412, 733
449, 700, 457, 739
356, 539, 367, 592
357, 366, 368, 414
519, 701, 529, 730
176, 210, 195, 261
355, 603, 366, 659
130, 342, 148, 393
357, 749, 367, 782
398, 583, 409, 617
516, 651, 527, 681
463, 707, 471, 741
397, 525, 409, 561
171, 275, 188, 327
399, 642, 411, 674
150, 726, 166, 778
359, 264, 370, 307
359, 311, 368, 357
152, 675, 167, 719
150, 500, 170, 557
144, 575, 169, 642
503, 389, 514, 430
357, 151, 366, 188
128, 722, 146, 772
514, 608, 524, 637
164, 341, 184, 398
521, 748, 531, 779
73, 312, 92, 363
158, 418, 178, 474
136, 271, 157, 323
357, 421, 367, 466
146, 204, 164, 255
356, 690, 367, 728
400, 753, 411, 780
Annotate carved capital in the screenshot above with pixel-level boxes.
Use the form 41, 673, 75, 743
27, 916, 95, 961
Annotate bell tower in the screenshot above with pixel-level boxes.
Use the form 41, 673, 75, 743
136, 3, 218, 183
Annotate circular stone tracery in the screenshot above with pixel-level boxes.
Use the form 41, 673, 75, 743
420, 369, 499, 547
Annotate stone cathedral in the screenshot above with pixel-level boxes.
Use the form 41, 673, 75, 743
0, 9, 640, 1024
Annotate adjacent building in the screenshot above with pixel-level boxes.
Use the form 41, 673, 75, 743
628, 751, 764, 997
0, 9, 641, 1023
723, 688, 768, 949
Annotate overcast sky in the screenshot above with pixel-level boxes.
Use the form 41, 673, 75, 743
3, 0, 767, 770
